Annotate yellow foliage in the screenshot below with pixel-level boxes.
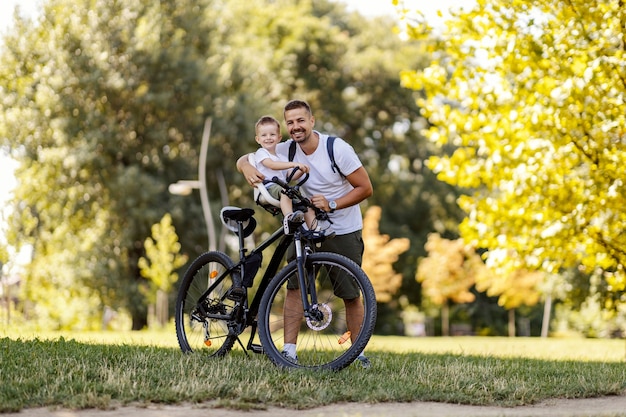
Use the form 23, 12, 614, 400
416, 233, 485, 306
138, 213, 188, 298
475, 264, 543, 309
402, 0, 626, 299
362, 206, 410, 303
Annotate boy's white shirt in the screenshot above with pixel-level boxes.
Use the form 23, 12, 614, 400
254, 148, 288, 183
275, 132, 363, 235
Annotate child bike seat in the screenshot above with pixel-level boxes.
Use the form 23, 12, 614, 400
247, 154, 281, 215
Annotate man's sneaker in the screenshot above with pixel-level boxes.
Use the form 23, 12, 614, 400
356, 355, 371, 369
283, 211, 304, 235
281, 350, 298, 364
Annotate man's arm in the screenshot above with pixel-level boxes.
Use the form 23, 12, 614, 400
236, 154, 264, 186
334, 166, 373, 210
309, 166, 373, 212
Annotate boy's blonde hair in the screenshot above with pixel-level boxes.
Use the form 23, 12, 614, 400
255, 115, 280, 134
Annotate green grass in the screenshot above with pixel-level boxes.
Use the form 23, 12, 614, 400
1, 330, 625, 413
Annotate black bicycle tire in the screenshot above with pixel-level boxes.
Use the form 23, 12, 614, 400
257, 252, 377, 370
175, 251, 238, 357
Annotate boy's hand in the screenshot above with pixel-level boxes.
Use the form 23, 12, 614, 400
292, 163, 310, 173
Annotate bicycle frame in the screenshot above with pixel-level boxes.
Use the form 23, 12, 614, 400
193, 221, 295, 353
177, 165, 376, 369
190, 169, 335, 354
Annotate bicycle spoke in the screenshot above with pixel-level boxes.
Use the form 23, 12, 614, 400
175, 252, 238, 357
258, 253, 376, 370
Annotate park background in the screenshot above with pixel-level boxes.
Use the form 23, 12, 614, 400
1, 0, 624, 342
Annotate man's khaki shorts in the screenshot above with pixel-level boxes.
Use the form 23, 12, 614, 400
286, 230, 363, 299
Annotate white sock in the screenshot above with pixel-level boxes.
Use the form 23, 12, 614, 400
283, 343, 297, 357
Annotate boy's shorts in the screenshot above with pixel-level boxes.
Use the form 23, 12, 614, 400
265, 183, 283, 200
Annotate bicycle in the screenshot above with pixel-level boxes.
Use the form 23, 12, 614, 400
174, 168, 377, 370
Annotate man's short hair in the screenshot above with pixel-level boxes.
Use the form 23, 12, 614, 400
284, 99, 312, 116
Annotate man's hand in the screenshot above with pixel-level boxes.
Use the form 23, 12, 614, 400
309, 194, 331, 212
236, 154, 265, 186
244, 165, 264, 186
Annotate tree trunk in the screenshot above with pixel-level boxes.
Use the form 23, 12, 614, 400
156, 289, 168, 327
442, 301, 450, 336
3, 281, 9, 325
131, 311, 148, 330
508, 308, 516, 337
147, 304, 155, 328
541, 294, 552, 337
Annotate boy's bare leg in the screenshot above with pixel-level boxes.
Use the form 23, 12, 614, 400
303, 209, 316, 231
280, 194, 293, 216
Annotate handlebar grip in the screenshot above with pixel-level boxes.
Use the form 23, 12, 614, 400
296, 173, 309, 187
271, 176, 288, 188
285, 166, 308, 184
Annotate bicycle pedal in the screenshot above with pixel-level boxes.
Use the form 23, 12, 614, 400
249, 343, 264, 354
226, 286, 245, 301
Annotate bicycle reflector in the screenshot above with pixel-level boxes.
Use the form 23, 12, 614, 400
338, 331, 351, 345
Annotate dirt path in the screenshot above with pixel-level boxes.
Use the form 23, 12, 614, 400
6, 395, 626, 417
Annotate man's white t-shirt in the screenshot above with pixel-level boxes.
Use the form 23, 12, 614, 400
275, 131, 363, 235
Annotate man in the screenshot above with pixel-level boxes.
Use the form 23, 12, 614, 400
236, 99, 373, 367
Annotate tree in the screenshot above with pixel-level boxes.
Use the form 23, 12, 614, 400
138, 213, 188, 327
362, 206, 410, 303
0, 0, 228, 329
400, 0, 626, 314
474, 262, 543, 336
416, 233, 486, 335
0, 243, 8, 324
229, 1, 464, 329
0, 0, 456, 330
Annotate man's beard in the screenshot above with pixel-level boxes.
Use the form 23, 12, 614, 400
291, 130, 308, 143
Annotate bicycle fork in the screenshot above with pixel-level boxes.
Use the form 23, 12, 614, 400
294, 232, 321, 322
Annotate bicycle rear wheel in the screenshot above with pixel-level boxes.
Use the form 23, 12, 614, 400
175, 251, 239, 356
258, 252, 376, 370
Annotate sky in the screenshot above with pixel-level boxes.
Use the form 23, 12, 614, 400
0, 0, 466, 245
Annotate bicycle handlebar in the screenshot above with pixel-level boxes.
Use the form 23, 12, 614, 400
285, 166, 309, 186
267, 167, 332, 223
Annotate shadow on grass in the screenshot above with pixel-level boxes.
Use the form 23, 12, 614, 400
2, 337, 625, 413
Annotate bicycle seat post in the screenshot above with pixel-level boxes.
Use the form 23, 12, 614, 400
236, 221, 247, 258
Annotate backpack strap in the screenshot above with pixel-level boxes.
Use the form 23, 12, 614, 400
326, 136, 345, 178
288, 137, 345, 178
288, 140, 297, 162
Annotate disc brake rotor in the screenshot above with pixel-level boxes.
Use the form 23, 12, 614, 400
305, 303, 332, 330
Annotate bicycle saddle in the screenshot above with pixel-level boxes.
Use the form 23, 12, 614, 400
222, 207, 255, 222
220, 206, 257, 237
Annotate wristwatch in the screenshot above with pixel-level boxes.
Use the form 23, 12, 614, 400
328, 200, 337, 213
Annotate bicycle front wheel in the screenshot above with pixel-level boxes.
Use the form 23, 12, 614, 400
175, 251, 239, 357
258, 252, 376, 370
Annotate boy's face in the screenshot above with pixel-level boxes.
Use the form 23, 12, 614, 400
255, 123, 281, 149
